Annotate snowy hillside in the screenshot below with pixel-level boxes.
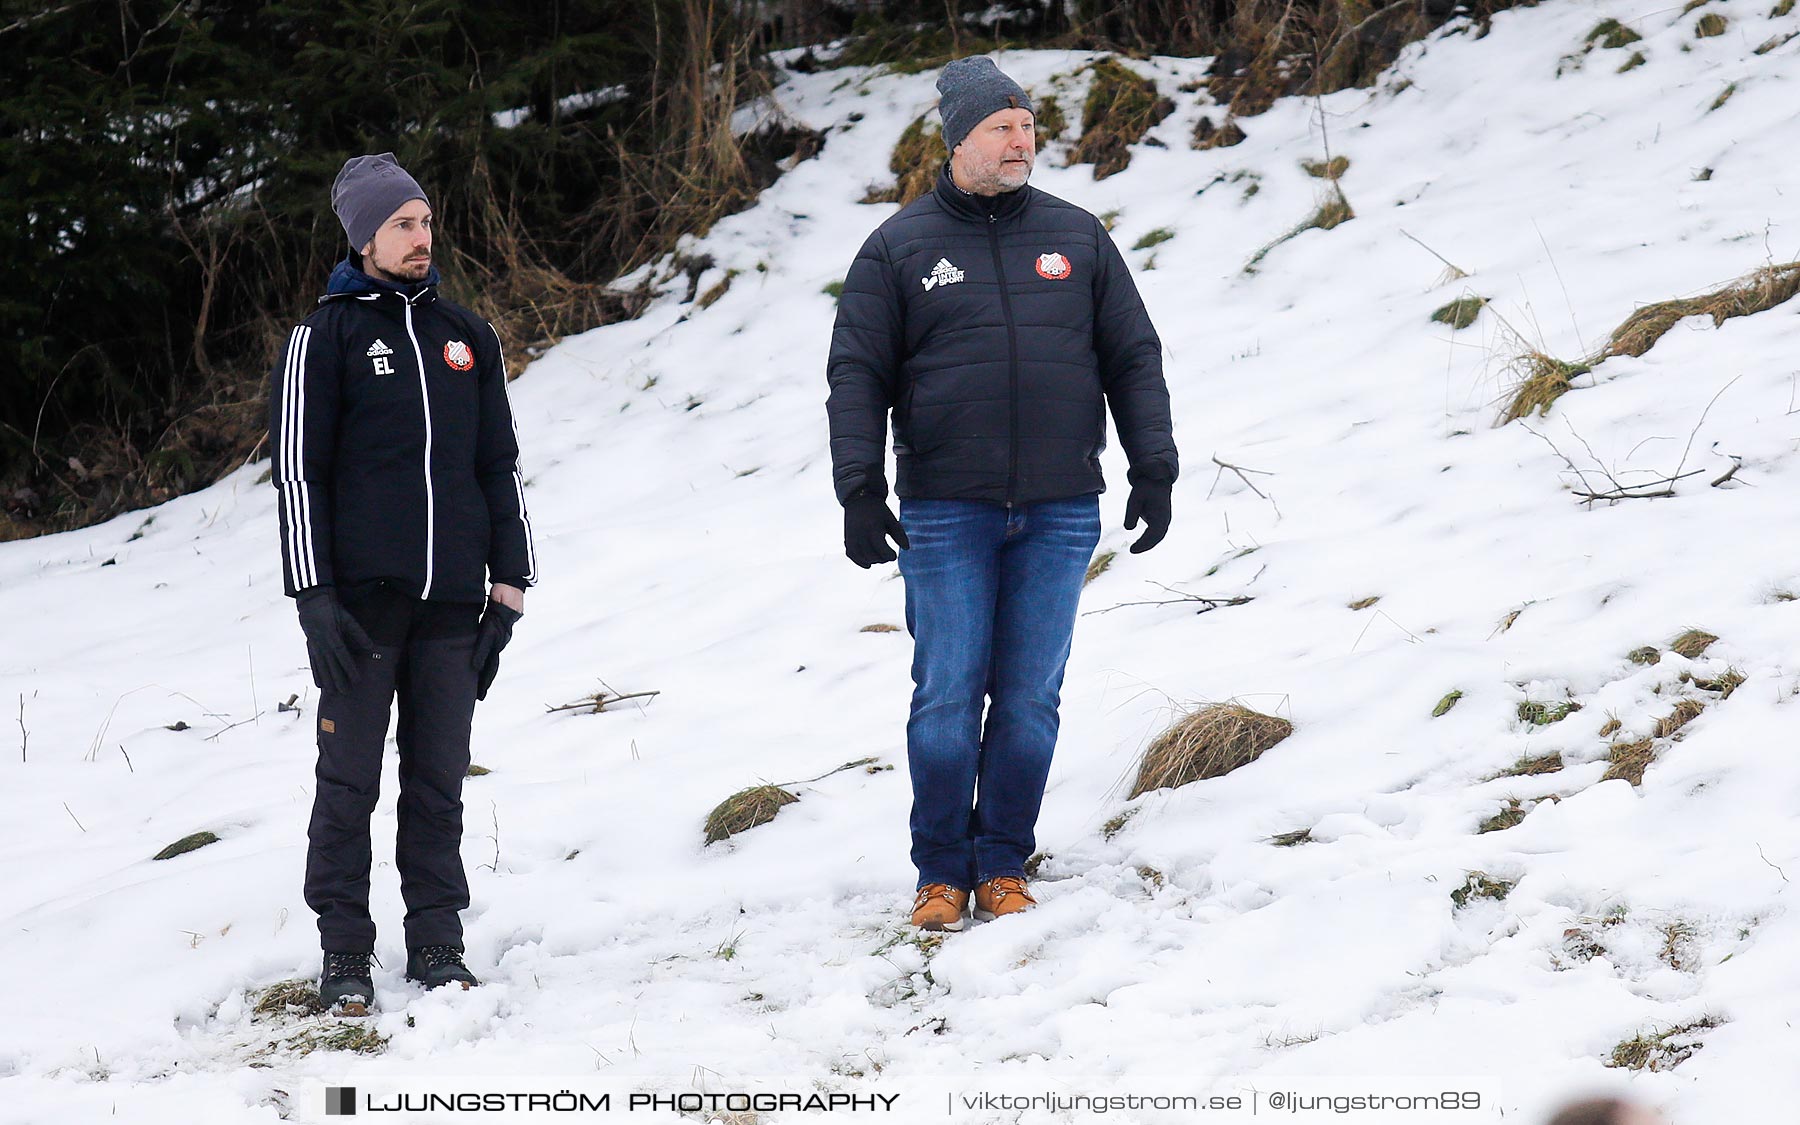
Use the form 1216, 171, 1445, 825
5, 1, 1800, 1121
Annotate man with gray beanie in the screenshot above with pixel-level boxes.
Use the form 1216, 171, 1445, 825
269, 152, 538, 1013
826, 57, 1178, 931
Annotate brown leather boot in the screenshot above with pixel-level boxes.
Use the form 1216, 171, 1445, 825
910, 883, 970, 932
973, 876, 1036, 921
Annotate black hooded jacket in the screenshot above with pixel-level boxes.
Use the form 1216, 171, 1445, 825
268, 261, 538, 603
826, 162, 1177, 506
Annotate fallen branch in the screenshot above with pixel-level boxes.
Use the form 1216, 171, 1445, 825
1209, 454, 1274, 501
546, 688, 662, 715
1086, 581, 1254, 617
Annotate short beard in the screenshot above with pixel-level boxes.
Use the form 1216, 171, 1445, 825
364, 246, 431, 284
956, 153, 1033, 196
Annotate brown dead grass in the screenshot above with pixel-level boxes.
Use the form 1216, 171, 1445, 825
1602, 738, 1656, 785
1070, 59, 1174, 180
1669, 629, 1719, 659
704, 784, 799, 845
1655, 699, 1706, 738
1129, 702, 1293, 797
1604, 263, 1800, 358
1501, 353, 1592, 423
862, 115, 942, 206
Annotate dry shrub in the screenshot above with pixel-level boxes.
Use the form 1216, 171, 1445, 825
1500, 353, 1591, 423
1605, 263, 1800, 358
1669, 628, 1718, 658
1129, 702, 1293, 797
862, 115, 941, 206
1655, 699, 1706, 738
1069, 59, 1174, 180
704, 784, 799, 845
1603, 738, 1656, 785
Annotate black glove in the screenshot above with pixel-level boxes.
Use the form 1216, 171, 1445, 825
471, 602, 523, 701
843, 493, 909, 568
296, 587, 375, 695
1123, 479, 1173, 554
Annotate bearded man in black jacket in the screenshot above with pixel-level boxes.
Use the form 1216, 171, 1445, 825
269, 153, 538, 1013
826, 58, 1179, 932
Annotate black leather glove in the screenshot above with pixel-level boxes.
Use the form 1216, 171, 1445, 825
843, 493, 909, 568
1123, 479, 1173, 554
296, 587, 375, 695
471, 602, 523, 701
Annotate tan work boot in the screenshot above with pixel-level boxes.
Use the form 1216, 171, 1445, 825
973, 876, 1036, 921
910, 883, 970, 932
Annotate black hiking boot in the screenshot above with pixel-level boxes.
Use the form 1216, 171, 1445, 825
319, 951, 375, 1016
405, 944, 479, 991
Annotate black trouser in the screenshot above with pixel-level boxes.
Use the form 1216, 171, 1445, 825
304, 587, 481, 953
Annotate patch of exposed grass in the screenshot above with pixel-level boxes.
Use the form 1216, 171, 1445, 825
1777, 0, 1797, 16
1347, 596, 1380, 610
695, 269, 738, 310
1269, 827, 1314, 847
1451, 871, 1516, 908
1518, 700, 1581, 726
1618, 50, 1648, 72
1032, 94, 1067, 150
154, 831, 219, 861
1300, 155, 1350, 180
466, 764, 491, 777
860, 623, 902, 633
1432, 690, 1464, 718
1695, 12, 1728, 37
1131, 228, 1175, 251
1085, 549, 1117, 585
1598, 715, 1622, 737
252, 980, 326, 1021
703, 784, 799, 845
1129, 702, 1294, 797
822, 280, 844, 300
1628, 645, 1662, 666
1660, 919, 1700, 971
1603, 738, 1656, 785
1655, 698, 1706, 738
1070, 59, 1174, 180
862, 115, 941, 206
1192, 116, 1247, 150
1244, 188, 1355, 272
1494, 751, 1564, 779
1101, 808, 1137, 840
1755, 30, 1799, 52
264, 1022, 390, 1059
1587, 19, 1643, 48
1669, 628, 1718, 659
1500, 353, 1591, 422
1608, 1016, 1721, 1071
1478, 799, 1529, 834
1709, 82, 1737, 111
1693, 668, 1744, 699
1431, 296, 1486, 330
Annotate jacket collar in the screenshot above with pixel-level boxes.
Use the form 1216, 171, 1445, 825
320, 257, 441, 307
931, 161, 1032, 223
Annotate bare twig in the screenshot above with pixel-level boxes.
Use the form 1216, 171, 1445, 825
546, 688, 662, 715
1710, 456, 1742, 488
484, 803, 501, 873
1209, 454, 1274, 501
1758, 843, 1789, 885
16, 693, 26, 763
1399, 229, 1469, 281
785, 757, 880, 787
63, 803, 86, 833
1085, 581, 1255, 617
118, 745, 134, 772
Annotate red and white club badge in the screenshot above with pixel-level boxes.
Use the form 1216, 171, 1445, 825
1035, 252, 1072, 280
443, 340, 475, 371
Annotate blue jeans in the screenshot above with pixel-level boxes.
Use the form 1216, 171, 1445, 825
897, 495, 1102, 890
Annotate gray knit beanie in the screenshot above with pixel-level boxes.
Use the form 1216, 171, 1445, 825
331, 153, 429, 251
935, 57, 1033, 152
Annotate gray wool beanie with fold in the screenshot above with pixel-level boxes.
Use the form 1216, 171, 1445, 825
935, 56, 1033, 152
331, 153, 429, 251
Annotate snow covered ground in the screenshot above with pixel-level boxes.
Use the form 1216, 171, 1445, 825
4, 1, 1799, 1120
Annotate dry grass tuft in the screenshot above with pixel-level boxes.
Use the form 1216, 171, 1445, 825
1608, 1016, 1721, 1071
1603, 738, 1656, 785
1693, 668, 1744, 699
252, 979, 326, 1021
1032, 94, 1067, 150
1478, 799, 1530, 834
1085, 549, 1117, 585
1586, 18, 1643, 48
1695, 12, 1728, 36
1655, 699, 1706, 738
1070, 59, 1174, 180
1431, 296, 1486, 330
1451, 871, 1515, 908
1628, 645, 1662, 666
704, 784, 799, 845
860, 623, 902, 634
1347, 595, 1380, 610
1101, 808, 1138, 840
1598, 716, 1622, 737
1432, 690, 1464, 718
1500, 353, 1591, 423
1493, 751, 1564, 779
1669, 628, 1719, 659
1618, 50, 1648, 72
1518, 700, 1581, 726
1301, 155, 1351, 180
1269, 827, 1314, 847
1606, 264, 1800, 358
1129, 702, 1293, 798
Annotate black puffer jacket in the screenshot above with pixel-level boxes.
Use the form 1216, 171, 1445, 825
826, 162, 1177, 505
268, 261, 538, 603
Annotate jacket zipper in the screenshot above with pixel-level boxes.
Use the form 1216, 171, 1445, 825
403, 295, 437, 599
987, 212, 1020, 507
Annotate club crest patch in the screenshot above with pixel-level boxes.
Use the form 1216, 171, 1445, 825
1035, 252, 1072, 280
443, 340, 475, 371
